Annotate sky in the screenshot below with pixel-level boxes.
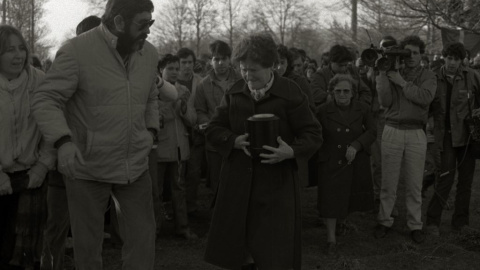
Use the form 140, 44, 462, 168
42, 0, 344, 58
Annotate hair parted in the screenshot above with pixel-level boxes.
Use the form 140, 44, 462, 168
158, 54, 179, 71
329, 45, 354, 64
209, 40, 231, 58
177, 47, 196, 63
0, 25, 29, 71
442, 42, 466, 60
400, 35, 426, 54
233, 33, 278, 68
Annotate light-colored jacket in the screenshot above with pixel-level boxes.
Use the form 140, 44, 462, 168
0, 66, 55, 172
156, 83, 196, 162
32, 24, 160, 183
377, 67, 437, 129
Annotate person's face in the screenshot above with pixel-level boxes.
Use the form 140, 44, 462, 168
404, 44, 421, 68
179, 55, 194, 77
276, 57, 288, 76
333, 80, 353, 106
331, 61, 349, 74
239, 59, 272, 90
161, 61, 179, 83
306, 68, 314, 79
444, 55, 462, 75
117, 12, 153, 54
291, 57, 303, 73
0, 34, 27, 80
211, 54, 230, 76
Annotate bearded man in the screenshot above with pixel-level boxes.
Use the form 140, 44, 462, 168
31, 0, 175, 269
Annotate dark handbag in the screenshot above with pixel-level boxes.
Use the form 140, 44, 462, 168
464, 73, 480, 159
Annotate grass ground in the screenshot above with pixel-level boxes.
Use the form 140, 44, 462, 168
66, 161, 480, 269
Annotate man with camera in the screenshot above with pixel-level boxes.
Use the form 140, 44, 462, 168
426, 42, 480, 236
374, 36, 436, 243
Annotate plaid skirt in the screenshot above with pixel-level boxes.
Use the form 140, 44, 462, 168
0, 170, 48, 268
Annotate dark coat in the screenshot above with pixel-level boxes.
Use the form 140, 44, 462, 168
204, 73, 322, 270
316, 100, 376, 217
431, 66, 480, 150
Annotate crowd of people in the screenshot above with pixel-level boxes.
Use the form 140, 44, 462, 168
1, 0, 480, 269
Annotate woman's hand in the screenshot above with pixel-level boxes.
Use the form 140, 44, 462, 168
345, 145, 357, 163
260, 137, 294, 164
234, 134, 251, 157
0, 172, 12, 196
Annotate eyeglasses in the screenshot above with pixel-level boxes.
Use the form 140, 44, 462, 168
132, 19, 155, 31
333, 89, 351, 94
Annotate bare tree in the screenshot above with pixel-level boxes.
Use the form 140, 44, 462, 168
250, 0, 317, 45
220, 0, 243, 48
189, 0, 218, 55
153, 0, 192, 51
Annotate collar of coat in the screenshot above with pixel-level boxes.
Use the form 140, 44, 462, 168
227, 72, 298, 100
437, 64, 470, 82
323, 100, 365, 127
99, 23, 145, 56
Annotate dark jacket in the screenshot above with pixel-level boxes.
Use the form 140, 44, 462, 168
285, 71, 316, 111
431, 66, 480, 150
204, 73, 322, 270
310, 65, 372, 109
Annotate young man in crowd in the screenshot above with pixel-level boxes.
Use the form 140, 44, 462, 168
194, 40, 240, 192
176, 48, 205, 215
374, 35, 436, 243
32, 0, 176, 269
426, 42, 480, 235
310, 44, 372, 109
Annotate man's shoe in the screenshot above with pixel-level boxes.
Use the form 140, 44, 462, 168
427, 225, 440, 236
374, 224, 390, 239
326, 242, 337, 256
411, 229, 425, 243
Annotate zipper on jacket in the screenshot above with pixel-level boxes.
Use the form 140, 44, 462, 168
125, 79, 132, 182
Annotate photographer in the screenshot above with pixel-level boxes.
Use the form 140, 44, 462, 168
426, 42, 480, 235
374, 36, 436, 243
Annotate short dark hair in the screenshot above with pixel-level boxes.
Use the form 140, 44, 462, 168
442, 42, 466, 60
289, 47, 302, 63
158, 54, 179, 72
177, 47, 196, 63
276, 44, 293, 76
400, 35, 426, 54
209, 40, 231, 58
329, 45, 354, 63
233, 33, 278, 68
0, 25, 29, 71
76, 16, 101, 36
102, 0, 154, 30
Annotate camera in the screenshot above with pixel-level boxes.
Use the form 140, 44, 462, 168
361, 45, 411, 72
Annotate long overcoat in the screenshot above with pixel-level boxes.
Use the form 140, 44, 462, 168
204, 73, 322, 270
316, 100, 376, 218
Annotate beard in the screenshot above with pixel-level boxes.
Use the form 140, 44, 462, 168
116, 29, 148, 56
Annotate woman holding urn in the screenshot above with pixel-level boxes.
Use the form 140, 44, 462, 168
204, 34, 322, 270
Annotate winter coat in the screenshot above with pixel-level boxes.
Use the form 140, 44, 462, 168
316, 100, 376, 217
204, 73, 323, 270
310, 65, 372, 109
32, 24, 159, 183
156, 83, 196, 162
431, 66, 480, 150
0, 66, 55, 172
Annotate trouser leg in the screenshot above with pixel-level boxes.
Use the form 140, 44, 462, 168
185, 142, 205, 213
377, 125, 403, 228
403, 129, 426, 231
64, 178, 111, 270
169, 162, 189, 234
427, 134, 457, 226
41, 171, 69, 270
452, 145, 476, 228
112, 170, 155, 270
